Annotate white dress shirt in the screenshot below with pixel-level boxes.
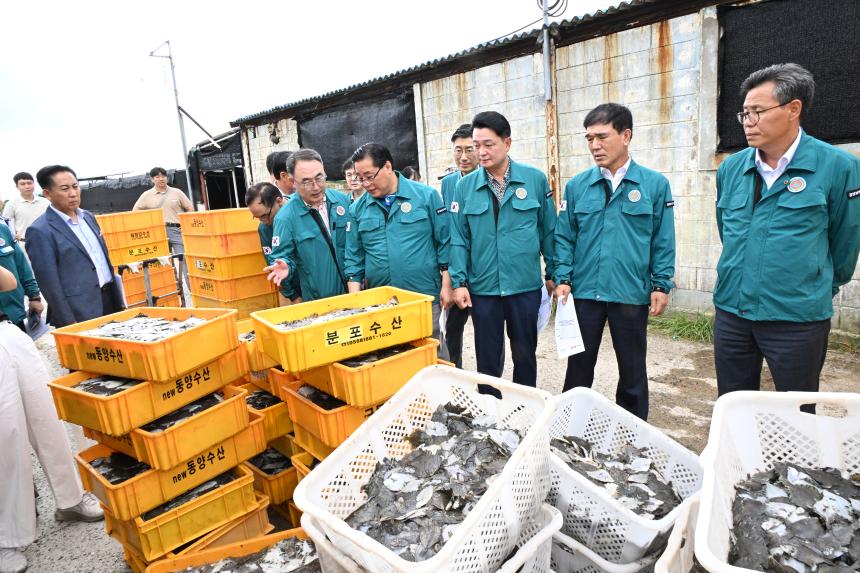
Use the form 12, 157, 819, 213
49, 206, 113, 286
755, 129, 802, 189
304, 197, 330, 234
600, 156, 632, 192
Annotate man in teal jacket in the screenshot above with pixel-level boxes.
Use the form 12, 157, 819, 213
345, 143, 452, 359
714, 63, 860, 395
265, 149, 351, 302
450, 111, 556, 387
245, 182, 300, 305
0, 223, 44, 329
554, 103, 675, 420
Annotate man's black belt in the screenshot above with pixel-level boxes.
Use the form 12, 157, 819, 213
165, 222, 181, 228
100, 282, 114, 292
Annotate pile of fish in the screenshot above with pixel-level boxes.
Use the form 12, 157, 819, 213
345, 403, 521, 562
182, 536, 319, 572
90, 452, 151, 484
142, 470, 238, 521
248, 448, 293, 476
277, 296, 399, 331
141, 394, 223, 433
297, 385, 346, 410
729, 462, 860, 572
245, 389, 282, 410
341, 343, 414, 368
239, 330, 256, 342
75, 376, 141, 396
551, 435, 681, 519
81, 314, 207, 342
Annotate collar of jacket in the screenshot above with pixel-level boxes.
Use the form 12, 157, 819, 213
298, 189, 337, 217
474, 158, 528, 191
742, 130, 818, 174
586, 159, 643, 187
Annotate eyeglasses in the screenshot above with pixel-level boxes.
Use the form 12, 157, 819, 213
353, 165, 383, 186
296, 174, 327, 190
736, 102, 789, 126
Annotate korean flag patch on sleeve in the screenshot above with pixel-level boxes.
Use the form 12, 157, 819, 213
450, 201, 459, 213
271, 236, 280, 247
559, 200, 567, 211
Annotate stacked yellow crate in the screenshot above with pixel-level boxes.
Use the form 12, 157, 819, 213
248, 286, 438, 524
96, 210, 179, 307
179, 209, 278, 319
46, 308, 276, 572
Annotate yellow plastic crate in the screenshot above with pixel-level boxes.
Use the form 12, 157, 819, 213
109, 239, 172, 265
143, 527, 308, 573
186, 252, 268, 280
192, 292, 279, 320
178, 208, 258, 236
287, 500, 303, 529
182, 231, 261, 257
124, 545, 148, 573
235, 382, 292, 442
48, 348, 246, 436
281, 380, 381, 448
52, 307, 239, 382
104, 464, 257, 562
120, 265, 176, 297
265, 366, 300, 401
237, 319, 278, 372
251, 286, 433, 372
103, 225, 167, 251
292, 422, 334, 461
126, 284, 177, 307
243, 440, 298, 505
300, 338, 439, 408
270, 434, 295, 457
292, 451, 315, 483
97, 210, 166, 235
188, 273, 275, 301
76, 410, 264, 522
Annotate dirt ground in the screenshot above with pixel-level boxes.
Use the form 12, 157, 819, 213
23, 324, 860, 572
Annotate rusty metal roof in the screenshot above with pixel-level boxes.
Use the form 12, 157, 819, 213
230, 0, 720, 126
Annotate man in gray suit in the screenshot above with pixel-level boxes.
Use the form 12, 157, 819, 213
26, 165, 124, 328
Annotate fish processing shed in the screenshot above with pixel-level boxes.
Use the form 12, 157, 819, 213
230, 0, 860, 333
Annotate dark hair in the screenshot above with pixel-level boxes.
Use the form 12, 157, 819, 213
149, 167, 168, 177
341, 158, 354, 174
13, 172, 33, 184
583, 103, 633, 135
740, 63, 815, 120
286, 149, 324, 176
402, 166, 421, 181
471, 111, 511, 139
245, 182, 282, 207
451, 124, 473, 142
36, 165, 77, 189
350, 143, 393, 169
265, 151, 293, 177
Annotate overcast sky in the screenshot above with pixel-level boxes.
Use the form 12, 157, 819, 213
0, 0, 614, 199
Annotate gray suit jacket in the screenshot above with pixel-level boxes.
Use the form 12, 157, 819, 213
26, 208, 123, 328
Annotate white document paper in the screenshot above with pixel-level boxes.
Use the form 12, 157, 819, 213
537, 288, 551, 333
555, 295, 585, 359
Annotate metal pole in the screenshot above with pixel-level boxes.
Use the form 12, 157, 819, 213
166, 42, 195, 206
231, 169, 240, 208
542, 0, 552, 102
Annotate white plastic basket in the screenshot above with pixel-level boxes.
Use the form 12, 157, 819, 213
653, 496, 698, 573
303, 505, 563, 573
546, 388, 703, 563
695, 391, 860, 573
550, 531, 658, 573
293, 365, 554, 573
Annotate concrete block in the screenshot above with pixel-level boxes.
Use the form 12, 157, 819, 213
630, 147, 673, 173
672, 146, 698, 172
675, 266, 697, 290
836, 305, 860, 332
557, 65, 587, 92
556, 45, 570, 70
566, 37, 605, 66
697, 267, 718, 292
615, 25, 652, 55
475, 63, 504, 85
839, 279, 860, 308
671, 288, 714, 313
505, 56, 535, 80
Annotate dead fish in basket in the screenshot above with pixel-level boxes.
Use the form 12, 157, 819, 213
181, 536, 320, 572
344, 402, 521, 563
551, 436, 682, 519
81, 313, 206, 342
277, 297, 399, 331
729, 462, 860, 572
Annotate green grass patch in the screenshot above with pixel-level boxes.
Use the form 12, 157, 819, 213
648, 311, 714, 343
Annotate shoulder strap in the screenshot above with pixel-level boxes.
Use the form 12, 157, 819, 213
307, 207, 348, 289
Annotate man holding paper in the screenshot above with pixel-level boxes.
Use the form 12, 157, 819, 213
554, 103, 676, 420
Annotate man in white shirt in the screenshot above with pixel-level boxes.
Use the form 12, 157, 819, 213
3, 172, 49, 249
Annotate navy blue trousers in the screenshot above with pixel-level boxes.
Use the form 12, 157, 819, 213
562, 299, 649, 420
714, 308, 830, 395
470, 289, 541, 387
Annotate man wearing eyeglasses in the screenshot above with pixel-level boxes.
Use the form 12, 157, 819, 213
264, 149, 351, 302
246, 182, 300, 306
344, 143, 452, 359
440, 124, 483, 369
714, 63, 860, 396
342, 158, 365, 203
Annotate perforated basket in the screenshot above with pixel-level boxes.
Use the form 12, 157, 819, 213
550, 531, 658, 573
654, 496, 698, 573
694, 391, 860, 573
546, 388, 702, 563
292, 365, 554, 573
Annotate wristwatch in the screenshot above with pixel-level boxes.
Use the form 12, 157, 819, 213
652, 287, 667, 294
29, 295, 42, 302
